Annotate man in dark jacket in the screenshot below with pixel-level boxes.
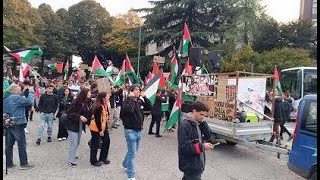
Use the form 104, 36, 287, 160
148, 90, 167, 137
269, 90, 286, 144
36, 84, 59, 145
120, 84, 151, 180
280, 92, 293, 141
110, 85, 123, 129
178, 101, 214, 180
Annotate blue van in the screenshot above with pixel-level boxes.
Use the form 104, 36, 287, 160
288, 95, 317, 179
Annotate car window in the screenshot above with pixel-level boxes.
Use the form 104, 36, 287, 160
302, 100, 317, 134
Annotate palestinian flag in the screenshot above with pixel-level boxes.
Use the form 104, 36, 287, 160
146, 71, 153, 83
143, 72, 161, 105
200, 64, 208, 74
91, 55, 108, 76
274, 66, 282, 96
159, 69, 166, 90
168, 52, 179, 89
182, 58, 193, 74
9, 47, 43, 63
181, 23, 191, 57
64, 60, 69, 80
125, 54, 140, 85
152, 63, 159, 75
164, 80, 182, 132
76, 69, 81, 80
19, 63, 31, 82
114, 60, 125, 86
105, 64, 114, 76
48, 63, 63, 73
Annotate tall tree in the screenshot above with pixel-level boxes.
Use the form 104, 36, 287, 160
66, 0, 112, 65
225, 0, 264, 46
103, 11, 141, 67
135, 0, 236, 55
37, 4, 68, 59
279, 20, 316, 50
3, 0, 44, 49
252, 15, 281, 52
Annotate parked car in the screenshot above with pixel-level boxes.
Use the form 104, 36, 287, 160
288, 94, 317, 179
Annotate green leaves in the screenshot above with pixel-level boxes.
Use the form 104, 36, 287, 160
221, 46, 316, 74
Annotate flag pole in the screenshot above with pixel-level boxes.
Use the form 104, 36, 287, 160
29, 66, 47, 84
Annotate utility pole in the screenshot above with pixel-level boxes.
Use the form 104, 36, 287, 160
137, 25, 142, 77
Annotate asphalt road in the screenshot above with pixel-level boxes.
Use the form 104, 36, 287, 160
3, 112, 302, 180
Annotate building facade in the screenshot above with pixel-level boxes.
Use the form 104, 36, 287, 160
300, 0, 317, 27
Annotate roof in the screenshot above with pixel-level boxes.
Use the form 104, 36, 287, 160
303, 94, 317, 100
281, 67, 317, 72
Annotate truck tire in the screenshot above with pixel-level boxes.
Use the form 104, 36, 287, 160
226, 140, 237, 146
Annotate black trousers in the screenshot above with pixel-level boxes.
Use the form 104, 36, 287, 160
57, 118, 68, 139
149, 114, 161, 135
25, 109, 29, 123
182, 173, 202, 180
90, 130, 110, 164
280, 121, 291, 137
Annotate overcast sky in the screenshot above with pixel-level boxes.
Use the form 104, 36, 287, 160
27, 0, 300, 23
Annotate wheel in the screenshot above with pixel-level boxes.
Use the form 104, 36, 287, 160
226, 140, 237, 146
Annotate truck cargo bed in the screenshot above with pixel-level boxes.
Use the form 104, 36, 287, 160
206, 117, 273, 142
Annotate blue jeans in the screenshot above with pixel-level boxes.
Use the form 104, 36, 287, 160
5, 124, 28, 166
37, 113, 54, 138
123, 128, 142, 178
67, 122, 82, 164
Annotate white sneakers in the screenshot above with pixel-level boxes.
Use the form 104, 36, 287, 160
58, 138, 63, 141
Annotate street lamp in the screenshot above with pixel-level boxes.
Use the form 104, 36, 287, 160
137, 24, 142, 77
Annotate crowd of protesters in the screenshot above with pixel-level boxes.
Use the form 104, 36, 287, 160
3, 74, 180, 180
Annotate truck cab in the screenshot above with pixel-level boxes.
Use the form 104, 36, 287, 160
288, 94, 317, 179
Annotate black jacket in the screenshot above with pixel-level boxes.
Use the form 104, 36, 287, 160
274, 97, 288, 123
120, 96, 151, 131
178, 115, 211, 175
56, 95, 74, 118
110, 89, 123, 108
168, 93, 176, 111
38, 93, 59, 113
65, 99, 93, 132
151, 95, 167, 116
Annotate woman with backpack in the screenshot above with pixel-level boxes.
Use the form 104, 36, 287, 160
56, 88, 74, 141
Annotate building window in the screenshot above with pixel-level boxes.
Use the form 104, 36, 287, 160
312, 2, 317, 14
301, 101, 317, 134
312, 19, 317, 27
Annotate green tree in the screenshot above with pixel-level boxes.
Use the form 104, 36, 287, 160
256, 48, 316, 74
37, 3, 68, 59
135, 0, 236, 55
103, 11, 141, 67
252, 15, 281, 52
66, 0, 112, 65
279, 20, 316, 50
223, 0, 265, 46
3, 0, 44, 49
56, 8, 78, 57
221, 45, 258, 72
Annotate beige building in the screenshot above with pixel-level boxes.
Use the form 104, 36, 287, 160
300, 0, 317, 27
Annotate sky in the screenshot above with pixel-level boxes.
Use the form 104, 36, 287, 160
27, 0, 301, 23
